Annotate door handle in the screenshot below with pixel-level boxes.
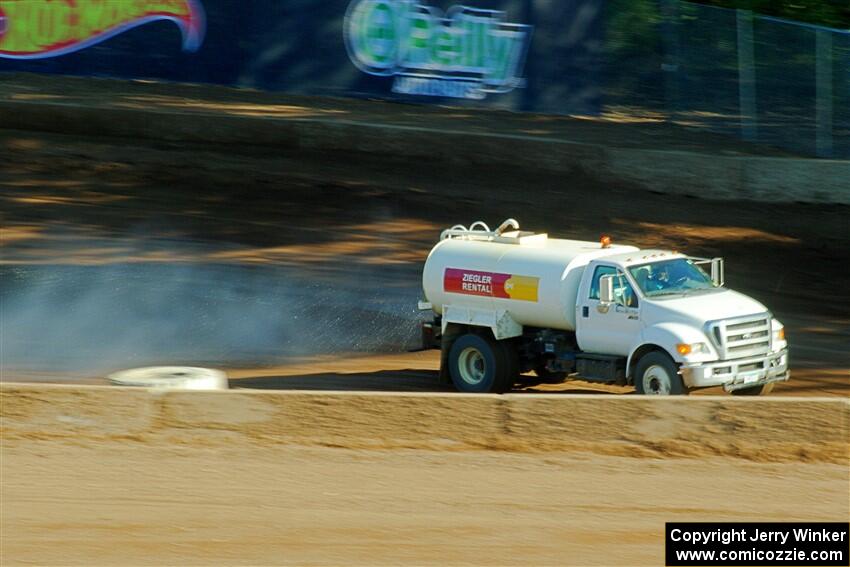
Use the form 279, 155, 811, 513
614, 304, 639, 319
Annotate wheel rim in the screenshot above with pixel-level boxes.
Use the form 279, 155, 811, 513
458, 347, 486, 385
642, 364, 672, 395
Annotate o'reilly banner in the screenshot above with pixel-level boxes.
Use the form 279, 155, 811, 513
344, 0, 532, 100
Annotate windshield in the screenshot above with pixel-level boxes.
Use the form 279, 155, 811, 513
627, 258, 717, 297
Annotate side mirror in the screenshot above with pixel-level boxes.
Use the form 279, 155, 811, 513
599, 275, 615, 304
710, 257, 725, 287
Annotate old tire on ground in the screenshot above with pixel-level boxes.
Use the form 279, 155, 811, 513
634, 352, 687, 395
448, 333, 512, 394
107, 366, 228, 390
731, 382, 775, 396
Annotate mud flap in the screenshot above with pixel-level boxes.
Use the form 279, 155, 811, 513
439, 323, 462, 384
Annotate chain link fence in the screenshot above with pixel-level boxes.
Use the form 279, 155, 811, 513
604, 0, 849, 158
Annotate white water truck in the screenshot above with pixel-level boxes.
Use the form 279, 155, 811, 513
418, 219, 789, 395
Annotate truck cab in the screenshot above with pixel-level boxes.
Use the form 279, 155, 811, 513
578, 252, 788, 395
420, 219, 789, 395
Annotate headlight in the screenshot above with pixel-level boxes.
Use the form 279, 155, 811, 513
772, 319, 786, 343
676, 342, 710, 356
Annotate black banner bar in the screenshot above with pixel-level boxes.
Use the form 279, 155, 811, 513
666, 522, 849, 566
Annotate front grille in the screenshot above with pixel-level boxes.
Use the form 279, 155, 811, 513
738, 361, 764, 372
710, 314, 771, 360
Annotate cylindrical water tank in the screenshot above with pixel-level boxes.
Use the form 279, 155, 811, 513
423, 236, 637, 331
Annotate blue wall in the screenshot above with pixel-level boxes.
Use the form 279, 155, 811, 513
0, 0, 604, 115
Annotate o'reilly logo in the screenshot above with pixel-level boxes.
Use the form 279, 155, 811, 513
344, 0, 532, 100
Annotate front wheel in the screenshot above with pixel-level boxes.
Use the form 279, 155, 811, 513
448, 333, 512, 394
634, 352, 688, 395
731, 382, 775, 396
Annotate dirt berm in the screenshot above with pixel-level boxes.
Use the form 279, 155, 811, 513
1, 73, 848, 204
2, 383, 847, 463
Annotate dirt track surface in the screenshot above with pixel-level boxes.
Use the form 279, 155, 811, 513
0, 107, 848, 393
2, 441, 847, 566
0, 78, 847, 391
223, 351, 849, 397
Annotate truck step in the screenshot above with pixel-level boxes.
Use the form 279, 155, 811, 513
575, 354, 626, 384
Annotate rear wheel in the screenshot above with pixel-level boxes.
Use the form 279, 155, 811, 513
448, 333, 512, 393
731, 382, 775, 396
498, 340, 520, 385
634, 352, 687, 395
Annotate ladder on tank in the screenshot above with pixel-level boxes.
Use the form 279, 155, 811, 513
439, 218, 545, 244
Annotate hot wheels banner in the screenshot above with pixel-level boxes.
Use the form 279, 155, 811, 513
0, 0, 205, 59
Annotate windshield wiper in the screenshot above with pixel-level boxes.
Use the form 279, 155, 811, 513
682, 287, 721, 295
647, 291, 686, 297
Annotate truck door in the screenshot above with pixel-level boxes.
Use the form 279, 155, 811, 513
577, 264, 642, 356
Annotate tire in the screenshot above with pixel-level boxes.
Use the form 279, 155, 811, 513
448, 333, 512, 393
731, 382, 775, 396
498, 340, 520, 385
634, 352, 688, 395
107, 367, 228, 390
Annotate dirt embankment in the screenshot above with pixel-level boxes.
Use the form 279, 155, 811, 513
3, 73, 849, 204
2, 384, 848, 566
3, 384, 848, 463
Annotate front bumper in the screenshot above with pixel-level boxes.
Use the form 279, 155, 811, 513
680, 348, 789, 391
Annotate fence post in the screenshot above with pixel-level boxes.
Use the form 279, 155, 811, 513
519, 0, 536, 112
815, 29, 834, 158
736, 9, 758, 142
660, 0, 681, 123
